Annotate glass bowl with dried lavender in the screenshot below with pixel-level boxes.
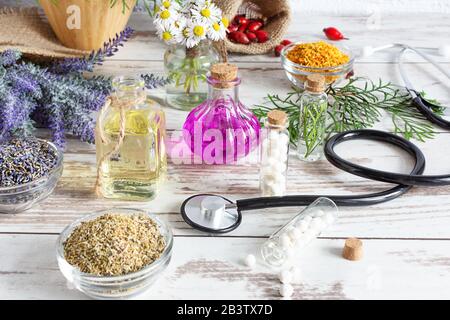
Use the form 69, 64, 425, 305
281, 40, 355, 89
0, 138, 63, 214
56, 208, 173, 300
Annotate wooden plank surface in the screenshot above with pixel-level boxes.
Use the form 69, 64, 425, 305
2, 234, 450, 300
1, 11, 450, 299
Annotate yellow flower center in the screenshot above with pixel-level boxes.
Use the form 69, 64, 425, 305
160, 10, 171, 19
182, 28, 190, 38
162, 31, 173, 41
213, 23, 221, 31
193, 25, 205, 37
201, 8, 211, 18
162, 1, 171, 8
221, 17, 229, 28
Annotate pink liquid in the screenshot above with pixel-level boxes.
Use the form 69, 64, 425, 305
183, 97, 260, 164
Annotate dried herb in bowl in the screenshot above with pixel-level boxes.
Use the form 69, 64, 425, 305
63, 213, 166, 276
0, 138, 59, 188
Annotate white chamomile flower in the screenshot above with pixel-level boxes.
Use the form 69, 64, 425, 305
192, 1, 222, 25
156, 22, 180, 44
156, 0, 181, 11
174, 18, 190, 45
154, 5, 179, 28
185, 20, 208, 48
208, 19, 226, 41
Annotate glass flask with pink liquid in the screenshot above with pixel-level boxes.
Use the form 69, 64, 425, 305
183, 63, 260, 164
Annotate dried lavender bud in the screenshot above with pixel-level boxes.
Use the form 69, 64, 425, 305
51, 27, 134, 74
0, 138, 59, 188
63, 213, 166, 276
0, 50, 21, 67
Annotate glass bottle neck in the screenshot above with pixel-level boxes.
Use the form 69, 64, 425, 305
111, 77, 146, 108
208, 84, 239, 102
207, 76, 241, 103
304, 89, 326, 97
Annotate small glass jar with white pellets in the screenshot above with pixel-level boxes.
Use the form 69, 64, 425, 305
261, 197, 338, 268
260, 110, 290, 196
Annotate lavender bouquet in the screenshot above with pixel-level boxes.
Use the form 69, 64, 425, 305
0, 27, 168, 148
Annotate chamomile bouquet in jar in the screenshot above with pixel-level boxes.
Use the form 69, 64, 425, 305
152, 0, 228, 110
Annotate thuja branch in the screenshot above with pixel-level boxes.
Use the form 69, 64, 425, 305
253, 78, 443, 147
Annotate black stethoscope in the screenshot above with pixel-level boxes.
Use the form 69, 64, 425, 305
181, 45, 450, 233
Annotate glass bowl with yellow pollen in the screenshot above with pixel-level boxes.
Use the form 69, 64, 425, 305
56, 208, 173, 299
281, 40, 355, 89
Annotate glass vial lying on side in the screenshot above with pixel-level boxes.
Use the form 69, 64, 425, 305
261, 197, 338, 268
298, 74, 328, 162
95, 77, 167, 201
260, 110, 290, 196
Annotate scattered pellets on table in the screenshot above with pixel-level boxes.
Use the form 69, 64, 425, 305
279, 269, 293, 284
244, 254, 256, 268
279, 284, 294, 298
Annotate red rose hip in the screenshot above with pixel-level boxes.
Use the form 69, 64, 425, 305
246, 32, 258, 42
234, 15, 248, 26
234, 31, 250, 44
238, 22, 249, 32
255, 30, 269, 43
247, 21, 263, 32
227, 24, 238, 33
280, 39, 292, 46
274, 44, 284, 57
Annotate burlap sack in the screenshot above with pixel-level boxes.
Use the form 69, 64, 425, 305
215, 0, 292, 55
0, 7, 88, 61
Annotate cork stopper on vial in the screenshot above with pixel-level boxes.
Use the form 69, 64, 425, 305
305, 74, 326, 93
267, 110, 288, 128
210, 63, 238, 88
342, 237, 363, 261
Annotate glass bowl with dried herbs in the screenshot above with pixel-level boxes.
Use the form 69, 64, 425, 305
0, 138, 63, 214
56, 209, 173, 300
281, 40, 355, 89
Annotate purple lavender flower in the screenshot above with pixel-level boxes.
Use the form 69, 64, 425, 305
51, 27, 134, 74
0, 95, 16, 142
141, 73, 171, 89
0, 50, 21, 67
47, 104, 65, 148
0, 32, 168, 148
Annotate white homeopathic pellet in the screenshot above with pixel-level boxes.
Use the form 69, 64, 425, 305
279, 284, 294, 298
244, 254, 256, 268
279, 269, 293, 284
288, 227, 301, 241
280, 233, 292, 248
260, 110, 289, 197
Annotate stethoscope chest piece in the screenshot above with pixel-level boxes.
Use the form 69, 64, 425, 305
181, 194, 241, 233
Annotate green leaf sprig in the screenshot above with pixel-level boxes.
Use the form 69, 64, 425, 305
253, 77, 444, 150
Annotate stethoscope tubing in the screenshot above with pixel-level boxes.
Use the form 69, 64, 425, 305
397, 46, 450, 130
236, 129, 450, 212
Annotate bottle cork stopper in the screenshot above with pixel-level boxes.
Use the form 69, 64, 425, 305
305, 74, 326, 92
267, 110, 288, 126
210, 63, 238, 82
342, 238, 363, 261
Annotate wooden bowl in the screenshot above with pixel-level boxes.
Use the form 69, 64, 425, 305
39, 0, 136, 51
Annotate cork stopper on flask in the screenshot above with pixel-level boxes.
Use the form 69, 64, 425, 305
305, 74, 326, 93
267, 110, 288, 127
210, 63, 238, 88
342, 237, 363, 261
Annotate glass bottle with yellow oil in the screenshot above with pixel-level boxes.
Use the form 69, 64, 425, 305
95, 77, 166, 201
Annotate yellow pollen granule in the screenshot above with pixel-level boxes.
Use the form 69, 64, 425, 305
286, 41, 350, 68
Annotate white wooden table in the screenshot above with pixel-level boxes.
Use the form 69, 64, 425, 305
1, 12, 450, 300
